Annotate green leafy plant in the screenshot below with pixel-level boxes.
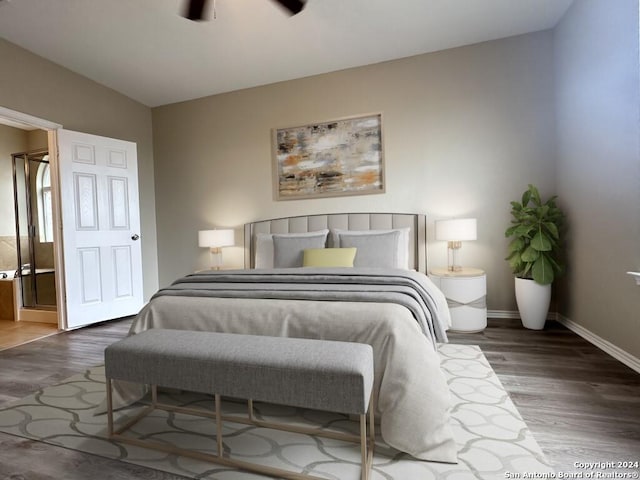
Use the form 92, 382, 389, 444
505, 184, 565, 285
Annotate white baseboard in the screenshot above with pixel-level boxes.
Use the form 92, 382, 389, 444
556, 314, 640, 374
488, 310, 639, 374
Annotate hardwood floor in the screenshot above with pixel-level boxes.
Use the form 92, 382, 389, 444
0, 317, 191, 480
449, 320, 640, 469
0, 319, 58, 351
0, 317, 638, 478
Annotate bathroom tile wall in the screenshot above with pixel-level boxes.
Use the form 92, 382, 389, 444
0, 236, 17, 272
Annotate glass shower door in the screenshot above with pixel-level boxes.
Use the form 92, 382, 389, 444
12, 150, 56, 309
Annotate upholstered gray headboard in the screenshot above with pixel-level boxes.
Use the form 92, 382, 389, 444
244, 212, 427, 273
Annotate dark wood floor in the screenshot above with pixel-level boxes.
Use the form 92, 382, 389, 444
0, 318, 192, 480
449, 320, 640, 469
0, 317, 638, 479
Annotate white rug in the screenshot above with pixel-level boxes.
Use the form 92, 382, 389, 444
0, 344, 553, 479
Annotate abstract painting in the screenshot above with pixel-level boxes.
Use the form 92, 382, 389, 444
273, 113, 384, 200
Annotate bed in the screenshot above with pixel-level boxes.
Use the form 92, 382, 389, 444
113, 212, 457, 464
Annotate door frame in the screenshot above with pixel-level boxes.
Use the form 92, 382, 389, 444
0, 106, 67, 329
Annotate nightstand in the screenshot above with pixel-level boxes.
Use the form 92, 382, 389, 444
429, 267, 487, 333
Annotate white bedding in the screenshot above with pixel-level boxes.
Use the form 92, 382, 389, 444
115, 293, 458, 463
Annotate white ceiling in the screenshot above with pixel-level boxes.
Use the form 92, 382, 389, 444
0, 0, 573, 108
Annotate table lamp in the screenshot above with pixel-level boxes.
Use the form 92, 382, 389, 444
435, 218, 477, 272
198, 229, 235, 270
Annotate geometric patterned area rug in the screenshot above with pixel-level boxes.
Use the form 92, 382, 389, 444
0, 344, 554, 479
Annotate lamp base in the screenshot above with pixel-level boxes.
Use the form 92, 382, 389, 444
209, 248, 223, 270
447, 241, 463, 272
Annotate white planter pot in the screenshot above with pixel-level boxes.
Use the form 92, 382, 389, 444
514, 277, 551, 330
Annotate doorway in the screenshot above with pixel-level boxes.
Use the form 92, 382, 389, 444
0, 109, 61, 335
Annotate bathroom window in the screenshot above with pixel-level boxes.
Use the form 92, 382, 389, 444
36, 161, 53, 243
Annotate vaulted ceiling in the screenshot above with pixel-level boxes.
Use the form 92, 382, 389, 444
0, 0, 573, 107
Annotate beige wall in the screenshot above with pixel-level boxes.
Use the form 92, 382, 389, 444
0, 124, 27, 237
0, 38, 159, 299
27, 129, 48, 151
555, 0, 640, 359
153, 30, 557, 311
0, 124, 27, 271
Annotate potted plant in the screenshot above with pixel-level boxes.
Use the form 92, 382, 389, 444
505, 184, 565, 329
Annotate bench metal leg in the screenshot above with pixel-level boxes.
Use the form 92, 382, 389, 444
360, 396, 375, 480
248, 398, 254, 421
108, 389, 375, 480
151, 384, 158, 406
367, 400, 375, 479
106, 378, 113, 436
215, 393, 223, 456
106, 381, 158, 437
360, 414, 367, 480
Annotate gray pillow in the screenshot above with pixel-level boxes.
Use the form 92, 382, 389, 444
255, 230, 328, 268
273, 232, 328, 268
339, 230, 401, 268
330, 228, 411, 269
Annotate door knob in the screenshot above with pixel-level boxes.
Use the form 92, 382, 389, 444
131, 234, 140, 241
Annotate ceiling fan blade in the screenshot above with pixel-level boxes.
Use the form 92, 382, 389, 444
272, 0, 306, 16
183, 0, 207, 21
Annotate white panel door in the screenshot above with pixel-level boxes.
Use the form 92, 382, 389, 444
58, 129, 143, 329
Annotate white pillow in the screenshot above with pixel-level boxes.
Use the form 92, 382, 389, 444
254, 233, 275, 268
330, 228, 410, 269
254, 230, 329, 268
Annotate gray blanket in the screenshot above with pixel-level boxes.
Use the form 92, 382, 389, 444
156, 267, 450, 345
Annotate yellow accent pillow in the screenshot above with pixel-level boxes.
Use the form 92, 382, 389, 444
302, 248, 357, 267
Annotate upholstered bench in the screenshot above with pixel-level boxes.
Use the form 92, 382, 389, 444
104, 328, 375, 480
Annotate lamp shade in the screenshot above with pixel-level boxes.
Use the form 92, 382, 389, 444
435, 218, 477, 241
198, 229, 235, 248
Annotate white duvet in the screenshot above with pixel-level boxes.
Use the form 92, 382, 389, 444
112, 294, 458, 463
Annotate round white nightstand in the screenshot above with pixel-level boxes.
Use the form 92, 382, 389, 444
429, 267, 487, 333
